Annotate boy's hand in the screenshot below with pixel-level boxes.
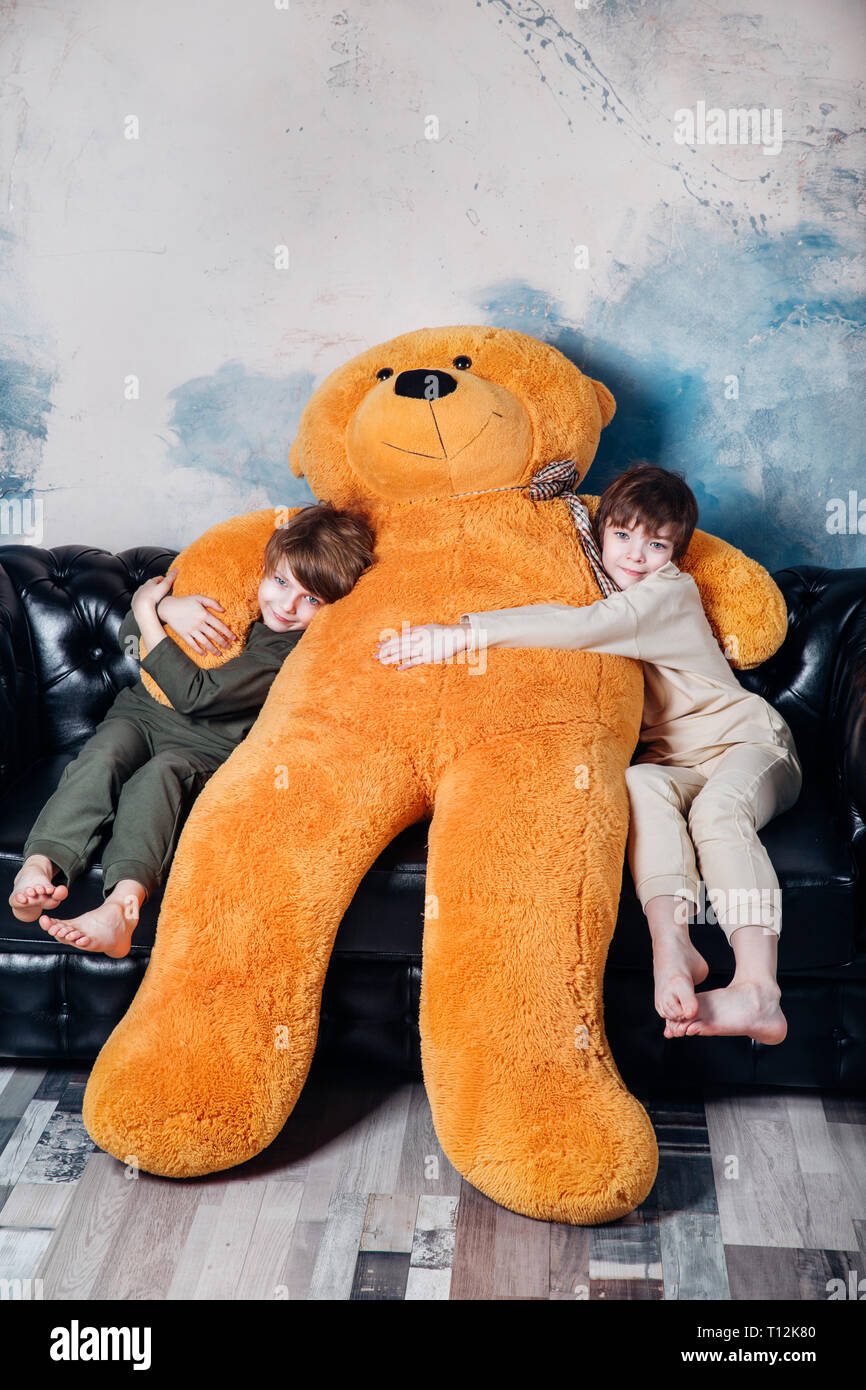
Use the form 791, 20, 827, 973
157, 594, 238, 655
131, 569, 178, 620
374, 623, 470, 670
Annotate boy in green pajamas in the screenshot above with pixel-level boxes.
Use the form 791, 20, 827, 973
9, 502, 376, 959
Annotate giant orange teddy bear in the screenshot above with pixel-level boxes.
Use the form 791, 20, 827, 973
82, 326, 787, 1224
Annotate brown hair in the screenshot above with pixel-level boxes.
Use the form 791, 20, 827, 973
594, 462, 699, 563
263, 501, 376, 604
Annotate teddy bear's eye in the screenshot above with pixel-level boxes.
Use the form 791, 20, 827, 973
376, 367, 393, 381
452, 355, 472, 370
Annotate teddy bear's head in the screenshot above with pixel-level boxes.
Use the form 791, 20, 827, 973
289, 325, 615, 507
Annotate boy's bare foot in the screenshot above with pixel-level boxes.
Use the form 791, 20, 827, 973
9, 855, 68, 922
39, 895, 140, 959
665, 980, 787, 1045
651, 930, 709, 1026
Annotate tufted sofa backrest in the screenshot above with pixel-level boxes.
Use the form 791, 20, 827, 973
736, 567, 863, 743
735, 564, 866, 874
0, 546, 864, 869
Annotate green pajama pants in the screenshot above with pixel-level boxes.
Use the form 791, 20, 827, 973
23, 692, 228, 900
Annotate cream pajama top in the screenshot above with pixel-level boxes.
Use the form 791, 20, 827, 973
459, 560, 799, 770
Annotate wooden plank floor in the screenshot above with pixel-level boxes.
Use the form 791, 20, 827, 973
0, 1061, 864, 1300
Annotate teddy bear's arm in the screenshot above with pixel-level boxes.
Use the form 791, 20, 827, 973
579, 493, 787, 670
139, 507, 305, 706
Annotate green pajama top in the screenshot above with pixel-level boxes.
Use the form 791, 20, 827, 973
114, 607, 304, 757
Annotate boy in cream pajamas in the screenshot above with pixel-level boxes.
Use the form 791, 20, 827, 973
375, 465, 802, 1046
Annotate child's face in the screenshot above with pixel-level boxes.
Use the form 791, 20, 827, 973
257, 559, 327, 632
601, 519, 677, 589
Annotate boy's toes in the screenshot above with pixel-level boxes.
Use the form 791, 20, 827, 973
661, 987, 690, 1021
677, 991, 700, 1020
40, 917, 68, 938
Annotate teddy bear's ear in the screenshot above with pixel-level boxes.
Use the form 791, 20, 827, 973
288, 438, 304, 479
591, 378, 616, 429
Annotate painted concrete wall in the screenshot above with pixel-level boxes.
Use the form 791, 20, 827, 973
1, 0, 864, 573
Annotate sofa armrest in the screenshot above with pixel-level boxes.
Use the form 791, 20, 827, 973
0, 631, 16, 800
0, 562, 22, 797
831, 599, 866, 887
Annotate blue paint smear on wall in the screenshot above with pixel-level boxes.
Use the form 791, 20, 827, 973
0, 355, 56, 495
0, 229, 56, 497
164, 360, 317, 504
477, 225, 866, 574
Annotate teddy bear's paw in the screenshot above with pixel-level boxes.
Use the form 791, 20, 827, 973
82, 1065, 297, 1179
460, 1136, 657, 1226
81, 1012, 314, 1178
82, 1087, 268, 1179
431, 1070, 658, 1225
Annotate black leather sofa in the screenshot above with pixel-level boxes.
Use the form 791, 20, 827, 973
1, 543, 864, 1091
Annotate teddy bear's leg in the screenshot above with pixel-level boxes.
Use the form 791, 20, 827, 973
82, 729, 425, 1178
420, 726, 658, 1225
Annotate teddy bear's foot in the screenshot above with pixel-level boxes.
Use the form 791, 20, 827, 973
420, 732, 659, 1225
421, 978, 658, 1224
81, 917, 323, 1177
82, 731, 428, 1178
420, 930, 659, 1224
82, 1024, 307, 1178
426, 1053, 657, 1225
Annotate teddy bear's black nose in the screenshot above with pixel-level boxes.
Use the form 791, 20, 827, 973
393, 369, 458, 400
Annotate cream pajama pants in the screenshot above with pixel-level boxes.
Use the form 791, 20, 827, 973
624, 742, 803, 942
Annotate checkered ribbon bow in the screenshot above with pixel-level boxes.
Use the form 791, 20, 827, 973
527, 459, 620, 597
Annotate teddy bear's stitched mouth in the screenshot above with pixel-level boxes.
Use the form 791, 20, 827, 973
380, 409, 503, 460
